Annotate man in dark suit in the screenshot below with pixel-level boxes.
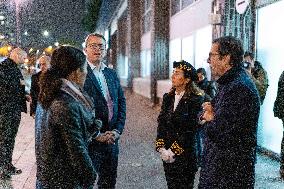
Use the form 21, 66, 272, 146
199, 36, 260, 188
83, 33, 126, 189
0, 48, 29, 179
30, 55, 51, 118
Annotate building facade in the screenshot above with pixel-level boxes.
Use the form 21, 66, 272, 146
95, 0, 284, 156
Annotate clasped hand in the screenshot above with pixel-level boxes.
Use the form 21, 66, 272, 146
95, 131, 120, 145
201, 102, 214, 122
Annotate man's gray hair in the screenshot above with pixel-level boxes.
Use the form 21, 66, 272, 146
83, 33, 106, 48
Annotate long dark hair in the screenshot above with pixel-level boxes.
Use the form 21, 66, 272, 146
38, 46, 86, 109
169, 80, 204, 97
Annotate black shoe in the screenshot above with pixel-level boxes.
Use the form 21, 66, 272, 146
0, 173, 11, 180
8, 166, 22, 175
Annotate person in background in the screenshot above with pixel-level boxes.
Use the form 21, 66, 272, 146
156, 60, 204, 189
35, 46, 105, 188
83, 33, 126, 189
195, 67, 217, 167
273, 70, 284, 179
199, 36, 260, 188
196, 68, 217, 102
0, 47, 29, 179
244, 51, 269, 104
30, 55, 51, 118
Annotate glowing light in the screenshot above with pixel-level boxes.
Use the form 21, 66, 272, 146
43, 30, 49, 37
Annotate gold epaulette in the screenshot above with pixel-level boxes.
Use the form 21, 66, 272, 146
155, 139, 165, 149
197, 92, 203, 96
170, 141, 184, 155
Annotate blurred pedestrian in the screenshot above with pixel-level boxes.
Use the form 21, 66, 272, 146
244, 51, 269, 104
35, 46, 104, 188
195, 67, 217, 167
199, 36, 260, 188
196, 67, 217, 102
0, 47, 29, 179
30, 55, 51, 118
156, 60, 204, 189
83, 33, 126, 189
273, 70, 284, 179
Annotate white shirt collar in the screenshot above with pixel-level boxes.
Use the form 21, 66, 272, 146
87, 61, 107, 72
175, 90, 185, 96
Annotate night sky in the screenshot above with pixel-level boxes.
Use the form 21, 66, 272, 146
19, 0, 87, 49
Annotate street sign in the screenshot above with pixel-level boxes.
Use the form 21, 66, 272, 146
236, 0, 250, 14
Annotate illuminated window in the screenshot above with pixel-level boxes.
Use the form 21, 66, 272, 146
171, 0, 199, 16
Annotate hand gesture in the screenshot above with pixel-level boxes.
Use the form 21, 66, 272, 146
202, 102, 214, 122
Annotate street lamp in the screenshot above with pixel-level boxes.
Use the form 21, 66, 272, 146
43, 30, 49, 37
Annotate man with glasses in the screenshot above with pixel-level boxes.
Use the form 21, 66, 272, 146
83, 33, 126, 189
198, 36, 260, 188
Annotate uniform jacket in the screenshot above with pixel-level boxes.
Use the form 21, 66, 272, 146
0, 58, 27, 113
274, 71, 284, 119
199, 67, 260, 189
156, 90, 203, 166
30, 71, 41, 116
35, 81, 99, 188
84, 65, 126, 144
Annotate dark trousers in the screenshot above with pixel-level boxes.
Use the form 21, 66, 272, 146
196, 128, 204, 167
90, 142, 119, 189
281, 120, 284, 171
0, 110, 21, 173
163, 159, 196, 189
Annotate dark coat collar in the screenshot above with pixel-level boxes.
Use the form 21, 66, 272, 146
217, 66, 243, 85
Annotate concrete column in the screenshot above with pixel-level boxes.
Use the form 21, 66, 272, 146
127, 0, 142, 90
150, 0, 170, 105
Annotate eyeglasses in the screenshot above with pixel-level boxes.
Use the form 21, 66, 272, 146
87, 43, 105, 50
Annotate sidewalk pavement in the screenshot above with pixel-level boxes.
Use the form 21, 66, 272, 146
1, 90, 284, 188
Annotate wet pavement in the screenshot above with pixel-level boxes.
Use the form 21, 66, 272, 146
1, 90, 284, 188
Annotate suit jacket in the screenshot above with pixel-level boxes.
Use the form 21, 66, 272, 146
30, 71, 41, 116
156, 91, 203, 166
84, 65, 126, 136
199, 67, 260, 189
0, 58, 27, 113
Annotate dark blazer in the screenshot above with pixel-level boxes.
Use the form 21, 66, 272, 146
199, 67, 260, 189
0, 58, 27, 113
84, 65, 126, 135
156, 91, 203, 166
35, 90, 97, 188
30, 71, 41, 116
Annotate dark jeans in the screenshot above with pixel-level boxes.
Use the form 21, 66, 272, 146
196, 128, 204, 167
163, 158, 196, 189
0, 110, 21, 174
90, 142, 119, 189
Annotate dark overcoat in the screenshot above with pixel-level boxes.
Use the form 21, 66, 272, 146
30, 71, 41, 116
199, 67, 260, 189
0, 58, 27, 113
